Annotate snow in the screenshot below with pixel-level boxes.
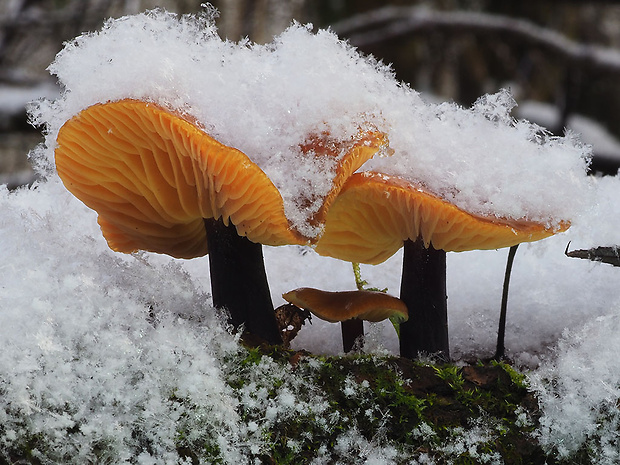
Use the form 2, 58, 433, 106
2, 6, 620, 463
0, 180, 248, 462
530, 314, 620, 462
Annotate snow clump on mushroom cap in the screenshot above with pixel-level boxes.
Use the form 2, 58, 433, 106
366, 89, 592, 227
30, 8, 591, 238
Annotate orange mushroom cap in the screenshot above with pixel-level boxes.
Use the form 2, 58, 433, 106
282, 287, 409, 323
55, 100, 388, 258
56, 99, 303, 258
315, 171, 569, 264
299, 130, 389, 234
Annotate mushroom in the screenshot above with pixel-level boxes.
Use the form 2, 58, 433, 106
282, 287, 408, 352
54, 99, 387, 344
315, 171, 568, 359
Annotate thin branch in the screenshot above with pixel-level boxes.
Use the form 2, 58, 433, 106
0, 0, 117, 31
332, 6, 620, 76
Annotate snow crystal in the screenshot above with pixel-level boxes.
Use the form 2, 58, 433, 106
30, 8, 590, 242
331, 429, 401, 465
437, 421, 503, 464
365, 89, 592, 227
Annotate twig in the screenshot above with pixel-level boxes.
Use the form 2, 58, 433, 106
332, 6, 620, 76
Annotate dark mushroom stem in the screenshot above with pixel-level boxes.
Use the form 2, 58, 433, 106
399, 237, 449, 360
204, 217, 283, 345
494, 244, 519, 360
341, 319, 364, 352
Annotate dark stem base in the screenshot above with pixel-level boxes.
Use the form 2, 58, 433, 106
341, 319, 364, 352
204, 218, 282, 345
399, 238, 449, 360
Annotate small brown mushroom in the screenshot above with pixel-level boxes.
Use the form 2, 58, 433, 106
283, 287, 408, 352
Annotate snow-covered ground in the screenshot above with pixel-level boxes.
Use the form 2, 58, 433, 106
2, 8, 620, 463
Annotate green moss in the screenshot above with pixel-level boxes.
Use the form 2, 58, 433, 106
213, 348, 557, 463
0, 346, 599, 464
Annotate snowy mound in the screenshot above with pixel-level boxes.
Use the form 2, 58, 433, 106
30, 9, 591, 238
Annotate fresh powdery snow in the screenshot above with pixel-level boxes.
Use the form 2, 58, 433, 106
0, 6, 618, 463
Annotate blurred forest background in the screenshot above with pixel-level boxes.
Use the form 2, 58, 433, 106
2, 0, 620, 188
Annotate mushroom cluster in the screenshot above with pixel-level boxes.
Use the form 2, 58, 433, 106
46, 12, 585, 359
55, 98, 567, 358
55, 99, 387, 345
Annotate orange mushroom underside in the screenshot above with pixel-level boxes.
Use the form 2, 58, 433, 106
315, 171, 568, 265
55, 99, 387, 259
55, 99, 564, 264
